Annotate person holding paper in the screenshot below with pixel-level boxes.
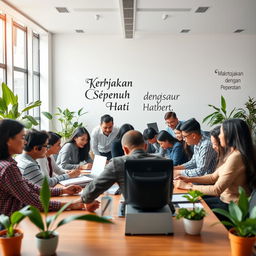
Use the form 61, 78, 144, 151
80, 130, 166, 212
0, 119, 85, 217
56, 127, 93, 170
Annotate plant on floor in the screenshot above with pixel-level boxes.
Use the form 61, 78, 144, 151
203, 95, 244, 126
42, 107, 86, 141
176, 190, 206, 220
0, 82, 41, 128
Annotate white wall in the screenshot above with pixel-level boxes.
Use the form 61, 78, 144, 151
52, 34, 256, 133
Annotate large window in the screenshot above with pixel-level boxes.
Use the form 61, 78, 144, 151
12, 21, 27, 110
0, 13, 6, 85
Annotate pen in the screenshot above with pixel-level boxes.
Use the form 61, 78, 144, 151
101, 198, 111, 217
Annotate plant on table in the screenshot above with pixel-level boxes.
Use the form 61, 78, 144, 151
212, 187, 256, 256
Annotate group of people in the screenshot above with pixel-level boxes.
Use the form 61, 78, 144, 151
0, 111, 256, 227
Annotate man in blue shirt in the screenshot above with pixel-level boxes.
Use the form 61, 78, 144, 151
164, 112, 183, 138
174, 118, 217, 177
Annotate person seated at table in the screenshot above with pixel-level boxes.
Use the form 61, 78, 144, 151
157, 130, 187, 165
80, 130, 166, 212
164, 111, 183, 138
174, 119, 256, 213
174, 122, 193, 161
143, 127, 165, 157
16, 129, 79, 187
0, 119, 86, 217
174, 118, 217, 177
57, 127, 93, 170
37, 132, 81, 186
91, 114, 119, 160
111, 123, 134, 157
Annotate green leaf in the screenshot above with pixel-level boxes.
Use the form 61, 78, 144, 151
250, 207, 256, 219
221, 96, 226, 112
0, 97, 7, 113
21, 100, 41, 113
40, 177, 50, 215
23, 115, 39, 126
212, 208, 233, 222
229, 202, 242, 222
56, 214, 112, 229
237, 187, 249, 219
2, 82, 17, 106
0, 214, 10, 230
27, 206, 45, 231
42, 111, 53, 120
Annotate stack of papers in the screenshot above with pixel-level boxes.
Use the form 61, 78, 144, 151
59, 176, 93, 186
172, 193, 204, 209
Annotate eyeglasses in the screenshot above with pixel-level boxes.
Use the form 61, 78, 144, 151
183, 133, 193, 139
38, 144, 51, 150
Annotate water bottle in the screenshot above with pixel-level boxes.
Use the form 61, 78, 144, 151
101, 193, 113, 219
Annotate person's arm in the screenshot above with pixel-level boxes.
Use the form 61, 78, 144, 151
171, 143, 186, 166
50, 156, 66, 175
81, 160, 117, 203
91, 128, 100, 155
181, 142, 217, 177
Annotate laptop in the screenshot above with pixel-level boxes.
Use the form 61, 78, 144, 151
85, 155, 107, 178
147, 122, 159, 133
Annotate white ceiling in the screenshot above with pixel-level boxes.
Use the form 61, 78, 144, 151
2, 0, 256, 37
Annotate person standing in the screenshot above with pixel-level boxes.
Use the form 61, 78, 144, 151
164, 112, 183, 138
91, 114, 119, 160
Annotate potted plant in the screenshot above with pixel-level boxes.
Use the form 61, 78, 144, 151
213, 187, 256, 256
0, 82, 41, 128
26, 177, 111, 256
176, 190, 206, 235
42, 107, 86, 141
0, 206, 30, 256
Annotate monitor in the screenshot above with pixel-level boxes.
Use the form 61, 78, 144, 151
147, 122, 159, 133
124, 159, 173, 211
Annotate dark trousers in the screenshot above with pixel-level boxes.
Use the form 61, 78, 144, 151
203, 195, 231, 230
99, 151, 112, 161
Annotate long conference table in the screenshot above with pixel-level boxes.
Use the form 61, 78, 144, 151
19, 188, 231, 256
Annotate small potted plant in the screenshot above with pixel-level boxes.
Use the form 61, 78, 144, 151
26, 177, 111, 256
176, 190, 206, 235
213, 187, 256, 256
0, 206, 30, 256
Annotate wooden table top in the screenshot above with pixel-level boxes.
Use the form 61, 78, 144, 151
19, 189, 231, 256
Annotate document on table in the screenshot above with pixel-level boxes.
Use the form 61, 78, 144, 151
59, 176, 93, 186
172, 193, 190, 203
177, 203, 204, 209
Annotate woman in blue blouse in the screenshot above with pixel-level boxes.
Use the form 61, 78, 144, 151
157, 130, 187, 166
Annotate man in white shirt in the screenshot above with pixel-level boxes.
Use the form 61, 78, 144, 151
91, 114, 119, 160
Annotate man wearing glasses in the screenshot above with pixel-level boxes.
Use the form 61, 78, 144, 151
164, 112, 183, 138
16, 129, 77, 187
174, 118, 217, 177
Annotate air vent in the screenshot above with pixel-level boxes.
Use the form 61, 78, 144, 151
234, 29, 244, 33
121, 0, 135, 39
195, 7, 209, 13
55, 7, 69, 13
180, 29, 190, 33
75, 29, 84, 33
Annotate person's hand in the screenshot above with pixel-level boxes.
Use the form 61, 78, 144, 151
174, 179, 193, 190
85, 200, 100, 212
80, 163, 93, 170
63, 185, 82, 195
68, 168, 81, 178
174, 175, 191, 183
173, 169, 182, 178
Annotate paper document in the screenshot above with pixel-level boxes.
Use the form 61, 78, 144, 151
90, 155, 107, 177
177, 203, 204, 209
59, 176, 93, 186
172, 194, 190, 203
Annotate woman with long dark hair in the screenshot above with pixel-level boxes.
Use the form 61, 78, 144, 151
111, 123, 134, 157
175, 119, 256, 212
157, 130, 187, 166
57, 127, 93, 170
0, 119, 84, 217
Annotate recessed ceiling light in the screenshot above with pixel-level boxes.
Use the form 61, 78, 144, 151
75, 29, 84, 33
180, 29, 190, 33
234, 29, 244, 33
55, 7, 69, 13
195, 7, 209, 13
162, 14, 168, 20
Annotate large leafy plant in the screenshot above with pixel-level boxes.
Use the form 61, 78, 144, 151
26, 177, 111, 239
0, 206, 30, 237
203, 95, 244, 126
176, 190, 206, 220
42, 107, 86, 141
213, 187, 256, 237
0, 82, 41, 128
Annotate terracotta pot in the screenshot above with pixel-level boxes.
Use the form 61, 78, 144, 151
0, 228, 23, 256
36, 231, 59, 256
228, 228, 256, 256
183, 218, 204, 235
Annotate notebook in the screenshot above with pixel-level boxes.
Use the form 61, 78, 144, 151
147, 122, 159, 133
59, 176, 93, 187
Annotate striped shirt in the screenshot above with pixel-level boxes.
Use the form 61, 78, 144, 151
0, 157, 62, 216
17, 153, 67, 187
181, 135, 217, 177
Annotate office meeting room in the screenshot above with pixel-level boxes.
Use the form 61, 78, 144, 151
0, 0, 256, 255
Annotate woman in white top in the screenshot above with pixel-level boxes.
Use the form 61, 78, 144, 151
37, 132, 80, 187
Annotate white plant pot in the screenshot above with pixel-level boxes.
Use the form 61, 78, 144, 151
36, 231, 59, 256
183, 218, 204, 235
